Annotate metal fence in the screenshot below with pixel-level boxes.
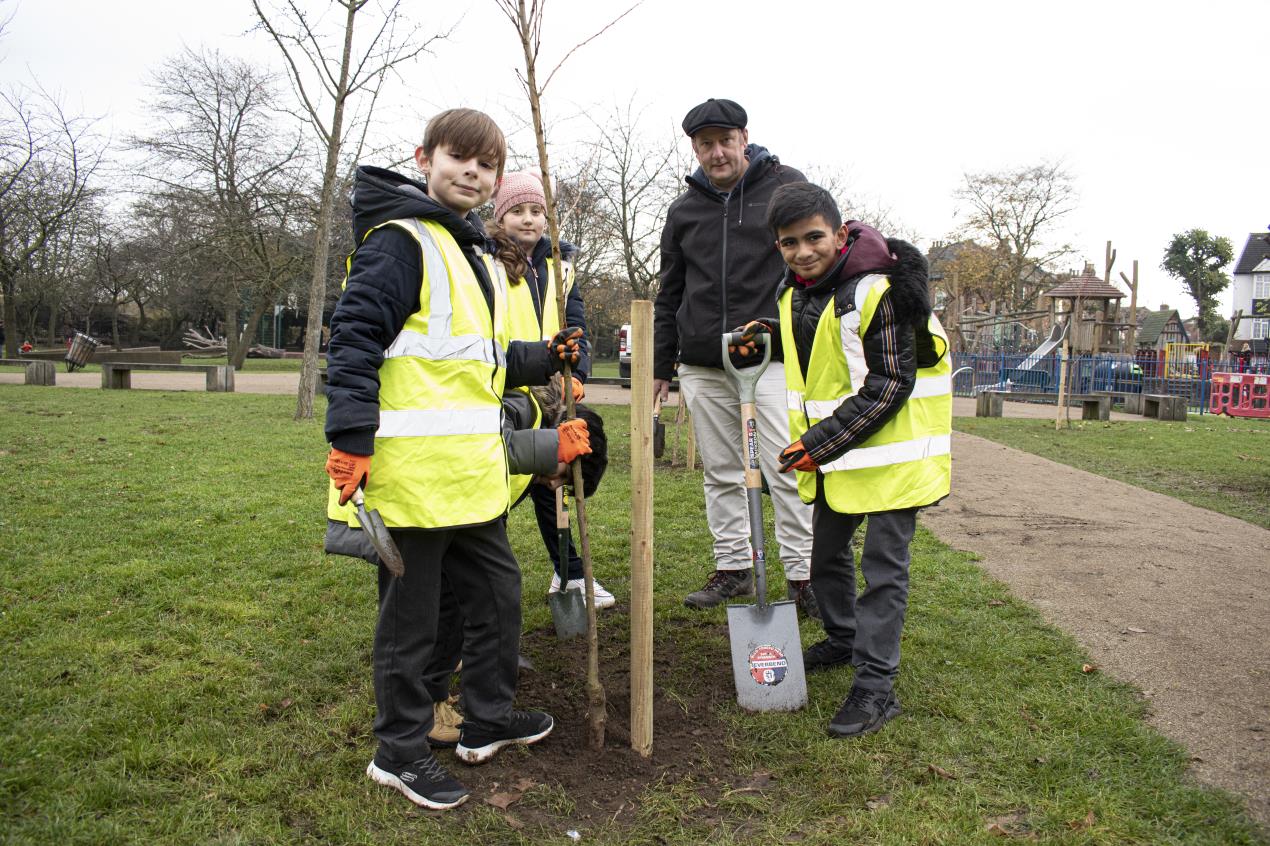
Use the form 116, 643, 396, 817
950, 350, 1270, 415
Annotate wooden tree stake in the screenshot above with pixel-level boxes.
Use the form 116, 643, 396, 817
629, 300, 654, 757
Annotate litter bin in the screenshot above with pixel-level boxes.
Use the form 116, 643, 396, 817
65, 332, 99, 372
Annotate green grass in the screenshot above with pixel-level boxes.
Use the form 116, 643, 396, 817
589, 358, 619, 378
954, 415, 1270, 530
1, 386, 1265, 845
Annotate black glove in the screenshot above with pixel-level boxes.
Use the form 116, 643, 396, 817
547, 327, 584, 373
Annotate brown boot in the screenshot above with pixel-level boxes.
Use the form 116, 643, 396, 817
427, 695, 463, 748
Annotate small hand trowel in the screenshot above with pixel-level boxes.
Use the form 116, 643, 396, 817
351, 487, 404, 578
548, 485, 587, 638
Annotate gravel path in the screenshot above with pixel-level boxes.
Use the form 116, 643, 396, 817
922, 432, 1270, 825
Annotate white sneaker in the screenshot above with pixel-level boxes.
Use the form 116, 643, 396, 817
549, 573, 616, 609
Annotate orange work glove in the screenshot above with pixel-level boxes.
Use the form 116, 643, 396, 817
547, 327, 584, 372
556, 417, 591, 464
727, 320, 771, 358
325, 448, 371, 505
778, 439, 818, 473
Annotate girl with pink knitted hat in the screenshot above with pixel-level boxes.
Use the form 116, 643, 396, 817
490, 172, 615, 611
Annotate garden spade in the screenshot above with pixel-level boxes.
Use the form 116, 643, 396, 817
720, 330, 807, 712
548, 485, 587, 639
351, 488, 404, 578
653, 394, 666, 458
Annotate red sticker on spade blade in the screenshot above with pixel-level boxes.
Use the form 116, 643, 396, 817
748, 645, 789, 686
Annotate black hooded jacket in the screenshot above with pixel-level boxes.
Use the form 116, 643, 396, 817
653, 145, 806, 379
768, 224, 936, 466
324, 166, 553, 455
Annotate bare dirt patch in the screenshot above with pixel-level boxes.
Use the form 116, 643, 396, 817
922, 432, 1270, 826
437, 617, 737, 832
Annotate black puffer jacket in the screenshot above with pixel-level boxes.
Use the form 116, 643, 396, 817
653, 145, 805, 379
324, 166, 553, 454
769, 223, 935, 465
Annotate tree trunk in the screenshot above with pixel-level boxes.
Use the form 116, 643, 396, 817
2, 274, 17, 358
111, 300, 121, 349
232, 293, 273, 370
294, 1, 357, 422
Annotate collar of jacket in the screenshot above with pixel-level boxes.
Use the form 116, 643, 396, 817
352, 165, 488, 248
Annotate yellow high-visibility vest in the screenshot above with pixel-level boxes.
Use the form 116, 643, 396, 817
779, 273, 952, 514
504, 257, 571, 500
328, 217, 512, 529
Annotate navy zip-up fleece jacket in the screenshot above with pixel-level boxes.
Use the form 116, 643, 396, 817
324, 165, 553, 455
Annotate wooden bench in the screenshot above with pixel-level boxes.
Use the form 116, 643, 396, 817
0, 358, 56, 386
1141, 393, 1187, 421
101, 362, 234, 392
976, 389, 1110, 421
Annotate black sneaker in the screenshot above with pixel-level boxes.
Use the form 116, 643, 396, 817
366, 752, 469, 810
683, 569, 754, 609
787, 580, 821, 621
456, 710, 554, 765
803, 638, 852, 673
828, 686, 901, 738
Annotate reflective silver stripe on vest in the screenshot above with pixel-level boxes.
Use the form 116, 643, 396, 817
395, 218, 452, 337
787, 389, 805, 412
384, 330, 501, 365
798, 372, 950, 419
910, 373, 951, 400
819, 433, 952, 472
376, 407, 502, 438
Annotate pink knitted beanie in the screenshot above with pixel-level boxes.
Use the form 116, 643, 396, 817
494, 171, 546, 222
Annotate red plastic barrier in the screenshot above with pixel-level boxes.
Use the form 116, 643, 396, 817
1210, 372, 1270, 419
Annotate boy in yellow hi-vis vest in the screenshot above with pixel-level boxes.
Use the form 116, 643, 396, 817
732, 182, 951, 739
322, 109, 587, 810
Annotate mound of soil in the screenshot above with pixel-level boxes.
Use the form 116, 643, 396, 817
437, 614, 739, 831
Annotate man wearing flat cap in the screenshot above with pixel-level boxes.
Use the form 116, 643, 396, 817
653, 98, 818, 618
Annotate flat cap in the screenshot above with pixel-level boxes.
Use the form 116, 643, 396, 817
681, 98, 747, 137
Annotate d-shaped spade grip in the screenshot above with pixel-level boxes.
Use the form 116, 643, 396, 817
720, 329, 772, 405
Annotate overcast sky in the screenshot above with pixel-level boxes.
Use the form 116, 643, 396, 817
6, 0, 1267, 319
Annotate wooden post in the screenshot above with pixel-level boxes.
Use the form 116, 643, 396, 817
1122, 261, 1139, 353
629, 300, 654, 757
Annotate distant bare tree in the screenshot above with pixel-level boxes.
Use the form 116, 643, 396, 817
587, 101, 682, 300
252, 0, 453, 419
804, 165, 919, 244
0, 86, 103, 357
133, 48, 310, 369
953, 161, 1077, 313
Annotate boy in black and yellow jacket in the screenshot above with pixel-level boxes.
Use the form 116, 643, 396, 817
733, 182, 951, 739
323, 109, 586, 810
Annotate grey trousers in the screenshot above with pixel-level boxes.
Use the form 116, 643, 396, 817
811, 481, 917, 693
374, 522, 521, 763
678, 362, 813, 579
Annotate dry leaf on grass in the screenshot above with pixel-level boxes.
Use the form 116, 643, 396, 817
988, 599, 1006, 607
512, 777, 537, 792
486, 792, 522, 810
928, 764, 957, 780
1081, 663, 1098, 673
985, 811, 1033, 838
1067, 810, 1096, 830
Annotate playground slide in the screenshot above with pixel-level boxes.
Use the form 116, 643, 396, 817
1015, 322, 1067, 371
974, 322, 1068, 393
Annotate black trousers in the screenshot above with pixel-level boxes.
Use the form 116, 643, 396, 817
810, 480, 917, 693
528, 481, 583, 581
374, 521, 521, 763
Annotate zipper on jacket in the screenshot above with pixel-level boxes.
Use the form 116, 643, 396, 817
720, 196, 730, 340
